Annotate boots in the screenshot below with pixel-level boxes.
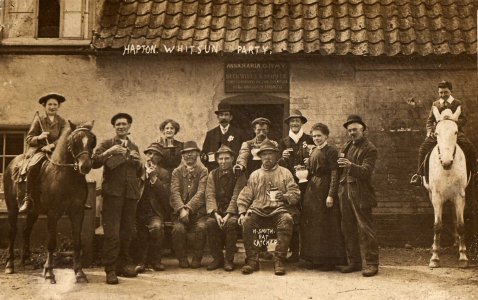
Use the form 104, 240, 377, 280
207, 257, 224, 271
274, 256, 286, 276
241, 257, 259, 275
19, 193, 33, 213
190, 256, 202, 269
105, 271, 118, 284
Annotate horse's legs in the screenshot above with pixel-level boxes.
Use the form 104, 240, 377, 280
430, 193, 443, 268
21, 212, 38, 266
69, 209, 88, 283
454, 195, 468, 268
43, 215, 57, 284
5, 209, 18, 274
450, 205, 459, 247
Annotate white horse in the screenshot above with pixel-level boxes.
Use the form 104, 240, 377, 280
423, 107, 468, 268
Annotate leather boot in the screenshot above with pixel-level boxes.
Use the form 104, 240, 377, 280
19, 194, 33, 213
224, 261, 234, 272
116, 265, 138, 277
178, 258, 189, 268
190, 256, 202, 269
337, 263, 362, 273
134, 264, 146, 274
362, 265, 379, 277
274, 257, 286, 276
151, 262, 165, 271
207, 258, 224, 271
105, 271, 119, 284
241, 258, 259, 275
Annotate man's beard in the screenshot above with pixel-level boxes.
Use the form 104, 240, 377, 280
219, 119, 229, 126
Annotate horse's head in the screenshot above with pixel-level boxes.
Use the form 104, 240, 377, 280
433, 108, 459, 170
68, 120, 97, 175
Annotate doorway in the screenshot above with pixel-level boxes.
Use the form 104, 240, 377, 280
222, 94, 289, 142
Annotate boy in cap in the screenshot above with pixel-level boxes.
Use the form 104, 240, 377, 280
410, 80, 476, 186
92, 112, 142, 284
135, 143, 171, 273
170, 141, 208, 268
237, 140, 300, 276
205, 145, 246, 271
201, 102, 245, 171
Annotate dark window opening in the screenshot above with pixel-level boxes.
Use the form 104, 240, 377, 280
38, 0, 60, 38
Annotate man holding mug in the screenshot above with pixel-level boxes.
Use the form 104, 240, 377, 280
236, 140, 300, 276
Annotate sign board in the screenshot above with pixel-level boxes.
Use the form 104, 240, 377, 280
225, 62, 290, 93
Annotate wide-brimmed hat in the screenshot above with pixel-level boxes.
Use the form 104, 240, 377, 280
214, 144, 235, 159
256, 140, 279, 156
38, 93, 66, 105
284, 109, 307, 124
214, 102, 233, 115
181, 141, 201, 154
343, 114, 367, 130
143, 142, 164, 156
111, 113, 133, 125
251, 117, 271, 127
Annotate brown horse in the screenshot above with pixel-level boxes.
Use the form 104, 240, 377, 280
3, 120, 96, 283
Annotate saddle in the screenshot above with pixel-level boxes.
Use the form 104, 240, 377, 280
15, 152, 48, 183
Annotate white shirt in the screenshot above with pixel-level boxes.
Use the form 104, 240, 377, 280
220, 124, 230, 135
439, 95, 454, 105
288, 128, 304, 144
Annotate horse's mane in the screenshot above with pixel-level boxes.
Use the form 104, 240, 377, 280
50, 124, 73, 163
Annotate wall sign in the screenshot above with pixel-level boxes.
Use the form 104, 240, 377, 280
225, 62, 290, 93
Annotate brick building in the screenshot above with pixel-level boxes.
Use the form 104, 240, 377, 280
0, 0, 477, 246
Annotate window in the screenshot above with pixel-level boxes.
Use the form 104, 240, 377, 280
37, 0, 60, 38
0, 129, 27, 174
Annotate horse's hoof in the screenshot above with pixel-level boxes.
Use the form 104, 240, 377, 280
5, 267, 14, 274
50, 278, 56, 284
458, 260, 468, 269
429, 260, 440, 268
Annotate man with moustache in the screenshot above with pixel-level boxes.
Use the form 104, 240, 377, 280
201, 103, 244, 171
170, 141, 208, 269
410, 80, 476, 186
237, 140, 300, 276
205, 145, 246, 271
92, 113, 142, 284
278, 110, 314, 263
135, 143, 171, 273
336, 115, 379, 277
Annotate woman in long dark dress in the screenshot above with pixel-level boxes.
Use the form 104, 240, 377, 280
300, 123, 346, 270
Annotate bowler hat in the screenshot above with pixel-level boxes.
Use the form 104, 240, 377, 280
38, 93, 66, 105
214, 102, 233, 115
111, 113, 133, 125
251, 117, 271, 127
284, 109, 307, 124
256, 140, 279, 156
343, 114, 367, 130
181, 141, 201, 154
438, 80, 453, 90
143, 142, 164, 156
215, 144, 235, 159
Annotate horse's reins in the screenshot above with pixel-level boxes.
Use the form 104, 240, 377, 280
436, 144, 457, 166
35, 111, 91, 170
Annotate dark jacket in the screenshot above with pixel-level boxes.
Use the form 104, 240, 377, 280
201, 125, 244, 171
426, 98, 466, 133
138, 165, 172, 220
158, 139, 184, 175
278, 133, 314, 181
170, 163, 208, 217
92, 136, 142, 199
236, 137, 278, 177
338, 137, 378, 208
205, 167, 246, 215
26, 114, 67, 156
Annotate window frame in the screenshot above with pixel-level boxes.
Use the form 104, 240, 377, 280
0, 125, 29, 175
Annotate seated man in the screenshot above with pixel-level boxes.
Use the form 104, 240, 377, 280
205, 145, 246, 271
237, 140, 300, 276
170, 141, 208, 268
411, 80, 476, 186
135, 143, 171, 273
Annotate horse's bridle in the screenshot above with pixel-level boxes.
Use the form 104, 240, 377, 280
436, 142, 457, 168
46, 127, 95, 170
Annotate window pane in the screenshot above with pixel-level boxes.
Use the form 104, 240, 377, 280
5, 134, 24, 155
0, 134, 3, 155
5, 157, 14, 170
0, 157, 4, 174
38, 0, 60, 38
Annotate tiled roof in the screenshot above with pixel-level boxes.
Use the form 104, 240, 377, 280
92, 0, 477, 56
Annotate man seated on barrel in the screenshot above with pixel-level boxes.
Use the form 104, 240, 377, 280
205, 145, 246, 271
237, 140, 300, 276
170, 141, 208, 268
135, 143, 171, 273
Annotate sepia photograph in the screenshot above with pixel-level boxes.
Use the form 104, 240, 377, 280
0, 0, 477, 299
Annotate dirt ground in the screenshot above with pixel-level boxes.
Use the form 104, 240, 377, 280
0, 248, 477, 300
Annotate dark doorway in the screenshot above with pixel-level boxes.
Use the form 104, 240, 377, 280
223, 94, 288, 143
38, 0, 60, 38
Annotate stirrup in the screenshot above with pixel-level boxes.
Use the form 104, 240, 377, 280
410, 174, 422, 186
19, 196, 33, 213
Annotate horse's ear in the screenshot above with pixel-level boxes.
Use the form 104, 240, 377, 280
82, 120, 95, 130
68, 120, 77, 131
451, 106, 461, 122
432, 106, 442, 122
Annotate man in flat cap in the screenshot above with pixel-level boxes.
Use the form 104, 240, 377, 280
201, 102, 245, 171
170, 141, 208, 269
92, 113, 142, 284
19, 93, 67, 212
278, 109, 314, 263
135, 143, 171, 273
237, 140, 300, 276
205, 145, 246, 271
336, 115, 379, 277
410, 80, 476, 186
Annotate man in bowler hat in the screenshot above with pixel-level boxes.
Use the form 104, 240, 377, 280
201, 102, 245, 171
336, 114, 379, 277
170, 141, 209, 269
92, 113, 142, 284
